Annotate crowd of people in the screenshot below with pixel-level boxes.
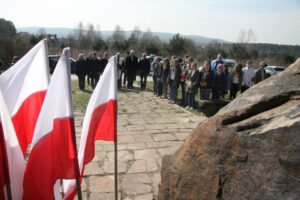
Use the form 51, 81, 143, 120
75, 51, 270, 110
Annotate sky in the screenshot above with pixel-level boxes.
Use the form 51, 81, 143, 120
1, 0, 300, 45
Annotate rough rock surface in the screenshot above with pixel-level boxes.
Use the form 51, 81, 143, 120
158, 59, 300, 200
197, 99, 230, 116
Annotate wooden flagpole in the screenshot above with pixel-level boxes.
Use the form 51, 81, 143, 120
0, 129, 12, 200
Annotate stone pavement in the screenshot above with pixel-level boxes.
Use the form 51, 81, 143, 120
73, 88, 207, 200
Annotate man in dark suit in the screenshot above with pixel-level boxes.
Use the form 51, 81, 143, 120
125, 50, 138, 89
91, 52, 100, 89
85, 52, 93, 86
138, 53, 151, 90
75, 53, 87, 90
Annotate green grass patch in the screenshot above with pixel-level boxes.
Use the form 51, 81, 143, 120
72, 80, 93, 112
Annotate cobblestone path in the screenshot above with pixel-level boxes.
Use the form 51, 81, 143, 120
73, 88, 206, 200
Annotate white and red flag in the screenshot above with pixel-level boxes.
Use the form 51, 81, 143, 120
63, 56, 117, 199
0, 39, 50, 156
0, 132, 6, 200
23, 48, 78, 200
0, 88, 26, 200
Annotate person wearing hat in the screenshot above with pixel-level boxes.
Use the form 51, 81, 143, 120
254, 61, 269, 84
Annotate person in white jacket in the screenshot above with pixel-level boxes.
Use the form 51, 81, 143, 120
241, 60, 256, 93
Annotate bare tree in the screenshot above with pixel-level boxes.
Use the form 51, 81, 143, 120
230, 29, 258, 60
87, 23, 97, 41
110, 25, 127, 51
238, 29, 256, 43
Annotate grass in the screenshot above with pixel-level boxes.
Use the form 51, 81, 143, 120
71, 80, 93, 112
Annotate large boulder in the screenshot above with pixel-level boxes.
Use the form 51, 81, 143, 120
158, 59, 300, 200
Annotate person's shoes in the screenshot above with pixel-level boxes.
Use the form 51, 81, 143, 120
185, 106, 190, 109
189, 107, 193, 110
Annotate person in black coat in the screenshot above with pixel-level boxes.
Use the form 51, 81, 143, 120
85, 52, 93, 86
125, 50, 138, 89
254, 61, 269, 84
100, 52, 109, 76
138, 53, 151, 90
161, 58, 170, 99
91, 52, 100, 89
76, 54, 87, 90
156, 61, 163, 97
212, 64, 226, 100
199, 60, 214, 100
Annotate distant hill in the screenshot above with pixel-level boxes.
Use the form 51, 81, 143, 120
17, 26, 231, 46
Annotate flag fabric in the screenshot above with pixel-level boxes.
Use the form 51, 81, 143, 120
0, 39, 50, 156
63, 56, 117, 199
0, 127, 7, 200
0, 88, 26, 200
23, 48, 78, 200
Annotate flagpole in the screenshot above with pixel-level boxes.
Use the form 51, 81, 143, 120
0, 129, 12, 200
114, 140, 118, 200
70, 120, 83, 200
114, 101, 118, 200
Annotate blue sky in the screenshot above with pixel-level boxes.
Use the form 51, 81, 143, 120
1, 0, 300, 45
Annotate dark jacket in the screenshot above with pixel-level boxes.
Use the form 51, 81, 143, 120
100, 58, 108, 74
161, 64, 170, 84
199, 70, 214, 89
157, 65, 163, 79
186, 70, 199, 94
75, 59, 86, 75
138, 58, 151, 75
152, 62, 159, 77
85, 57, 93, 74
254, 68, 269, 84
90, 58, 100, 73
224, 72, 230, 90
213, 72, 226, 91
125, 56, 138, 72
168, 65, 182, 88
181, 65, 189, 82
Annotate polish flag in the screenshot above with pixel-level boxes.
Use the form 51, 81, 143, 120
23, 48, 78, 200
0, 132, 5, 200
0, 88, 26, 200
0, 39, 50, 156
63, 56, 117, 199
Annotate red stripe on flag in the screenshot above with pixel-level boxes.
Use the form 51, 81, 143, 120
23, 118, 77, 200
83, 99, 117, 166
64, 100, 117, 200
12, 91, 46, 156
